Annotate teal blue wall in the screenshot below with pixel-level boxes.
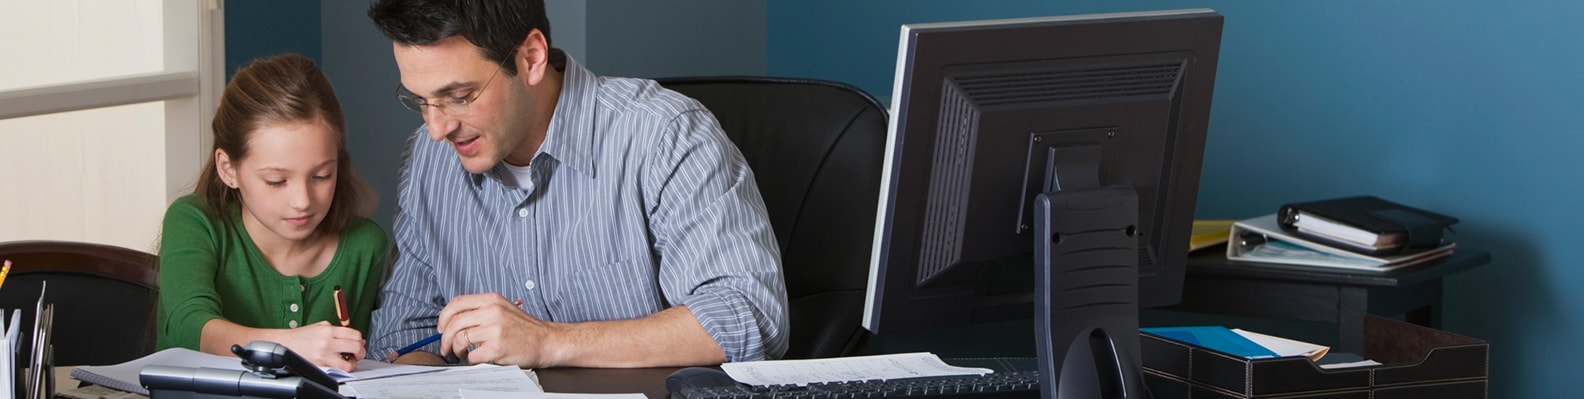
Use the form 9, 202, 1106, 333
224, 1, 320, 77
767, 1, 1582, 397
585, 1, 766, 78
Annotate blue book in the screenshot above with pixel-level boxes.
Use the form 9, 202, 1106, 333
1142, 326, 1280, 359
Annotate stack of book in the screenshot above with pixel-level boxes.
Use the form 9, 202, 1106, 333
1226, 196, 1459, 271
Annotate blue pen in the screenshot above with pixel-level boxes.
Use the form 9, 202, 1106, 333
394, 333, 442, 356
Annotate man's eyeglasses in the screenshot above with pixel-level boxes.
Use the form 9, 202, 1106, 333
394, 69, 499, 117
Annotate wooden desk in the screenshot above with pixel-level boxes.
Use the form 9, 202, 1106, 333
1169, 249, 1490, 353
538, 367, 679, 399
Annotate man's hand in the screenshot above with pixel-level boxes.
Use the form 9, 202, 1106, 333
438, 293, 565, 367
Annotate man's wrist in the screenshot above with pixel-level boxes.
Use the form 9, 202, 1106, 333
538, 321, 577, 367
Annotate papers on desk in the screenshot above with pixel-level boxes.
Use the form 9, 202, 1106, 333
71, 347, 452, 395
1232, 328, 1329, 362
461, 392, 646, 399
341, 364, 542, 399
719, 352, 992, 386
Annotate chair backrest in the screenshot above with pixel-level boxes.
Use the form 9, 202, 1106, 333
657, 77, 888, 359
0, 240, 159, 366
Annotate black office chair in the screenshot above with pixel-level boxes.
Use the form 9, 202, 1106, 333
0, 240, 159, 366
657, 77, 888, 359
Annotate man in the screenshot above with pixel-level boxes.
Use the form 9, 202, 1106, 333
365, 0, 788, 367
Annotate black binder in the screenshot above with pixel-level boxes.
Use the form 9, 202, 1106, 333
1277, 196, 1458, 255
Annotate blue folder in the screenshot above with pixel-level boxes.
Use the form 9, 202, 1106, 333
1141, 326, 1279, 359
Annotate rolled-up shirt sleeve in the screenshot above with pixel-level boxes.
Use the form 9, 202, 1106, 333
650, 109, 789, 361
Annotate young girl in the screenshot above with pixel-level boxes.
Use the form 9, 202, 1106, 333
157, 54, 387, 370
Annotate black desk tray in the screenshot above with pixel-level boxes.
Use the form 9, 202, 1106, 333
1141, 315, 1487, 399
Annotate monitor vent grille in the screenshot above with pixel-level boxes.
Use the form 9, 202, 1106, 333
951, 61, 1184, 106
917, 82, 982, 284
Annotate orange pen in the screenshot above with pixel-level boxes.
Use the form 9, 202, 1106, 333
334, 285, 354, 361
334, 285, 350, 327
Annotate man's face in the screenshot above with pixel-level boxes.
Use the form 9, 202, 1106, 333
393, 36, 535, 174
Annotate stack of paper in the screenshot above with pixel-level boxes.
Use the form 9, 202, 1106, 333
340, 364, 542, 398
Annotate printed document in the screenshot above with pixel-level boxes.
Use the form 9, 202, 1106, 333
461, 391, 645, 399
341, 364, 542, 399
719, 352, 991, 386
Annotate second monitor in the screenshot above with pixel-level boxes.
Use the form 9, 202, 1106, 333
862, 9, 1224, 399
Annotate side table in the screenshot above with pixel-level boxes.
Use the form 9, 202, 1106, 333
1167, 249, 1490, 354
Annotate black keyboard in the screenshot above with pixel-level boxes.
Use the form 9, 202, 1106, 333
669, 358, 1040, 399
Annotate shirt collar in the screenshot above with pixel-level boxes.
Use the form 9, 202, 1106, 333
456, 49, 599, 189
531, 49, 598, 180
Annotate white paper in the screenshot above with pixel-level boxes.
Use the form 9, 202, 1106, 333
342, 364, 542, 399
5, 309, 18, 348
0, 309, 14, 399
1319, 359, 1384, 369
1231, 328, 1329, 361
328, 360, 453, 382
463, 391, 645, 399
719, 352, 991, 386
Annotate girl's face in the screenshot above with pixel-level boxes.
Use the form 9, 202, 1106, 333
217, 119, 340, 244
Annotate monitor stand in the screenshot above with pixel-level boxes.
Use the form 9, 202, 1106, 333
1031, 186, 1147, 399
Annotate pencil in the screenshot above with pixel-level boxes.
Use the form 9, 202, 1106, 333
395, 333, 443, 356
0, 260, 11, 290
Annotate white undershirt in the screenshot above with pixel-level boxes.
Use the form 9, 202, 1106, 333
499, 161, 535, 189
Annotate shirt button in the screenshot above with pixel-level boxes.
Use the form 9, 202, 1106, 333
524, 279, 537, 290
517, 208, 529, 218
288, 320, 299, 328
289, 303, 299, 312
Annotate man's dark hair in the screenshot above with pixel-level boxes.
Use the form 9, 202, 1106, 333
368, 0, 551, 76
